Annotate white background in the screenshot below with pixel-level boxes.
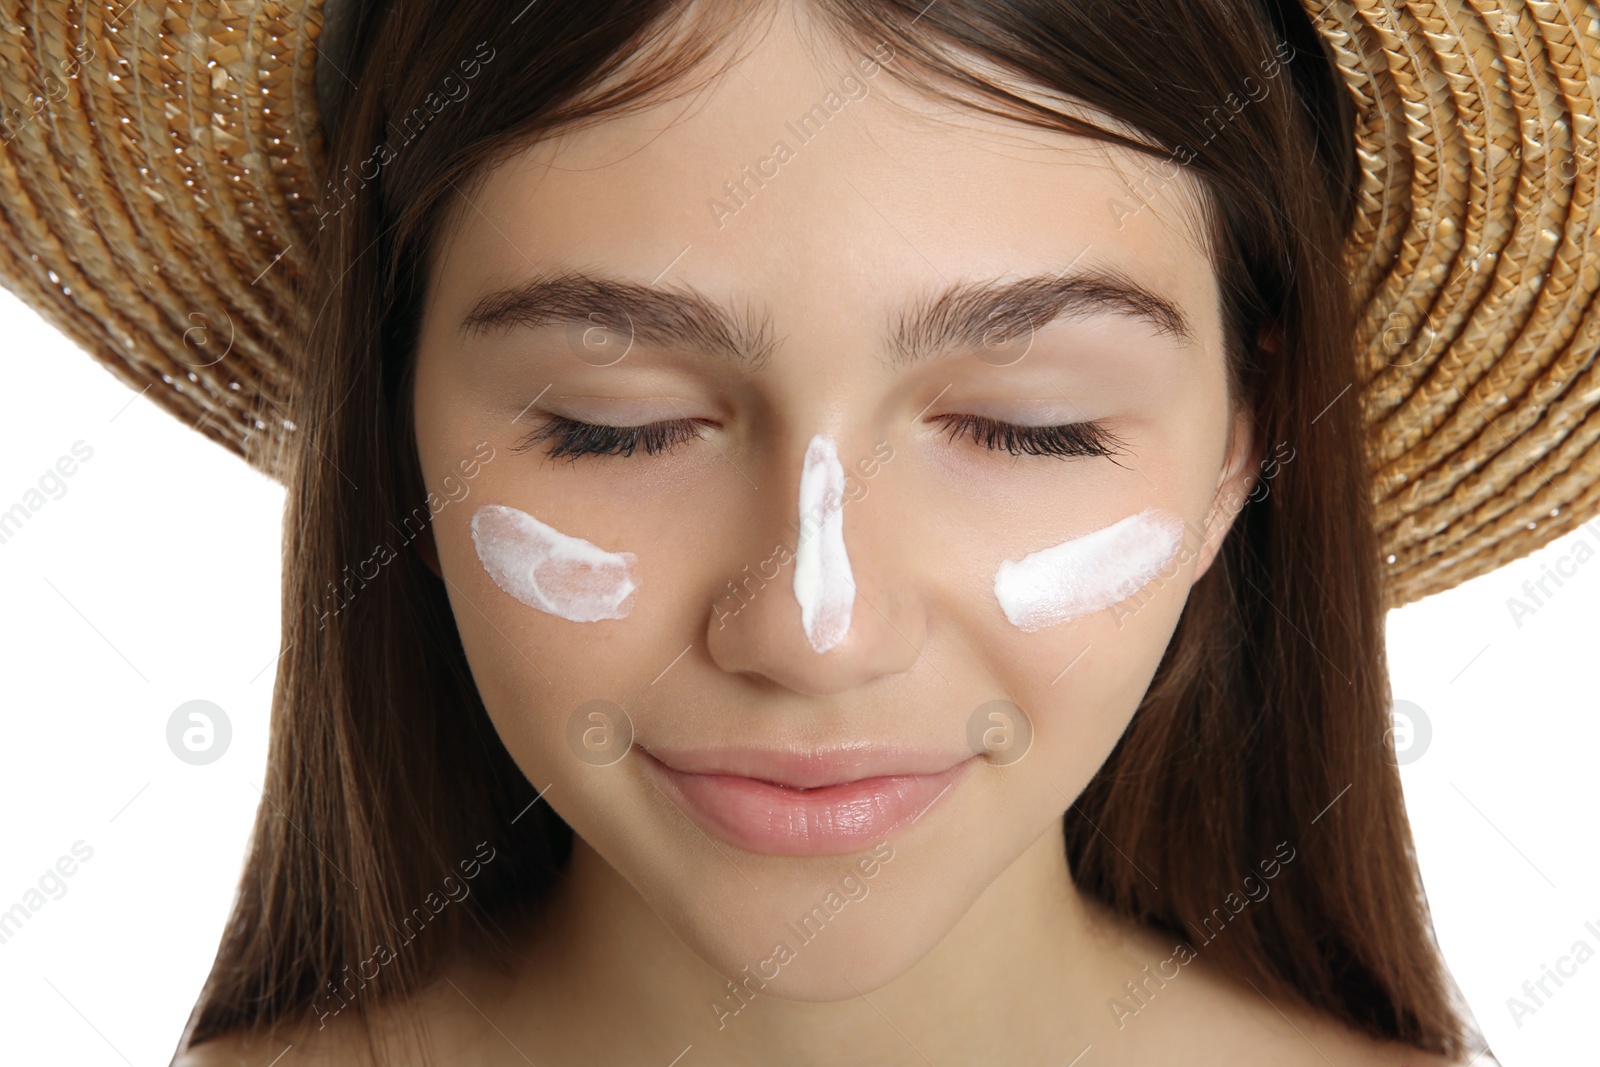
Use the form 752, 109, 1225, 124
0, 286, 1595, 1064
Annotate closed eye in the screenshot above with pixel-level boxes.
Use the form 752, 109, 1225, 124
931, 413, 1129, 461
512, 413, 1129, 464
512, 415, 707, 462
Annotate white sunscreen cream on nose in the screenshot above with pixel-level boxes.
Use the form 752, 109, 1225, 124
471, 504, 638, 622
792, 434, 855, 652
993, 507, 1186, 631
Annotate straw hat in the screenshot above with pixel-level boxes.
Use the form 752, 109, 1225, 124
1, 1, 1598, 609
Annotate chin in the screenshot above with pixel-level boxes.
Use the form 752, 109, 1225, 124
641, 848, 989, 1003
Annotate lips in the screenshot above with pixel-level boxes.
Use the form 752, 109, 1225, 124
641, 742, 979, 788
639, 743, 976, 857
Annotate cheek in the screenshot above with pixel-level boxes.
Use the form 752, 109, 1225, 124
965, 506, 1204, 785
470, 503, 639, 623
972, 576, 1191, 809
432, 485, 688, 779
991, 507, 1187, 633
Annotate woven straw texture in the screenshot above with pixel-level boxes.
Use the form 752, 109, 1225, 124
0, 0, 323, 477
1, 0, 1599, 610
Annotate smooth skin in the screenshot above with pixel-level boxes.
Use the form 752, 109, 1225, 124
183, 4, 1461, 1065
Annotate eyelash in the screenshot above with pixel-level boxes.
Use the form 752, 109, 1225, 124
513, 416, 706, 461
514, 414, 1128, 462
930, 413, 1128, 460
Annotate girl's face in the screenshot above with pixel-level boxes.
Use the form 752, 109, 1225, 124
412, 15, 1258, 999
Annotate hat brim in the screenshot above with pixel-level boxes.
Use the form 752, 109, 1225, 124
1, 0, 1597, 608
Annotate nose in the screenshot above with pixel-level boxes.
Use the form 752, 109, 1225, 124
704, 432, 925, 695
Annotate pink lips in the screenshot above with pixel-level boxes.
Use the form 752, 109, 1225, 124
640, 743, 976, 857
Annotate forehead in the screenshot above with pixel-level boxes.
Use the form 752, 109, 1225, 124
429, 7, 1218, 348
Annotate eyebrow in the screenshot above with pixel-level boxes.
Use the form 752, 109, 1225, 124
458, 263, 1195, 368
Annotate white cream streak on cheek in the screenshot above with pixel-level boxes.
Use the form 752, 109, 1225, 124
792, 434, 855, 652
471, 504, 638, 623
993, 507, 1186, 632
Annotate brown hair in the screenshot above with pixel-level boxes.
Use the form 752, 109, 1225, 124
179, 0, 1474, 1060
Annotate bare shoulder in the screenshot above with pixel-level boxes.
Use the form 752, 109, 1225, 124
1203, 974, 1478, 1067
1287, 1019, 1478, 1067
172, 958, 519, 1067
171, 1016, 371, 1067
1299, 1026, 1470, 1067
1093, 909, 1479, 1067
